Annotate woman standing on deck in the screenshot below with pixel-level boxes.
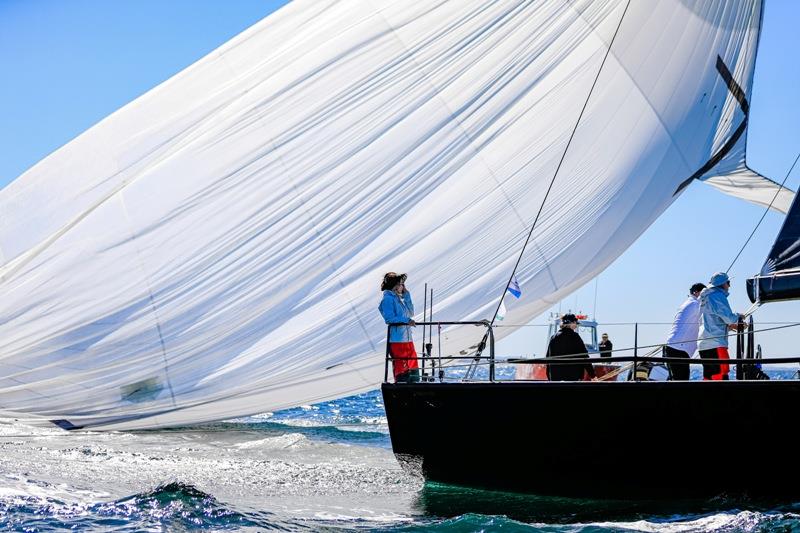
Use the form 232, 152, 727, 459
378, 272, 418, 382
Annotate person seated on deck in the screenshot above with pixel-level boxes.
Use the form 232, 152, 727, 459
599, 333, 613, 358
378, 272, 419, 383
546, 314, 596, 381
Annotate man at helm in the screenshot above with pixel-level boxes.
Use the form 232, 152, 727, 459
698, 272, 745, 380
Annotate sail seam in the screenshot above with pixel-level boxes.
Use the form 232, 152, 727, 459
117, 194, 178, 407
490, 0, 631, 326
741, 0, 766, 175
368, 1, 533, 235
274, 139, 378, 355
566, 0, 696, 179
674, 119, 748, 195
673, 0, 763, 194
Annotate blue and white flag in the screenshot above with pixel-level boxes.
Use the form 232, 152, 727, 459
507, 276, 522, 299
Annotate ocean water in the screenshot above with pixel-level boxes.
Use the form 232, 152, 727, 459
3, 384, 800, 532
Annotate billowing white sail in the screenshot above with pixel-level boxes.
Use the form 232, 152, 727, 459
0, 0, 782, 429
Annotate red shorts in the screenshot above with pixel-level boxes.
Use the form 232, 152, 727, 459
389, 342, 418, 379
700, 346, 730, 380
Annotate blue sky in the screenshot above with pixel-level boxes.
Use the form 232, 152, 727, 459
1, 1, 800, 359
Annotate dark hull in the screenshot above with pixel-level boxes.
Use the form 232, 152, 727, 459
381, 381, 800, 498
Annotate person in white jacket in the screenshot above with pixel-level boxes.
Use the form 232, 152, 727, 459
664, 283, 705, 380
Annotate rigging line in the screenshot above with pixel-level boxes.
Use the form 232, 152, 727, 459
494, 320, 800, 327
727, 148, 800, 272
434, 321, 800, 363
488, 0, 631, 327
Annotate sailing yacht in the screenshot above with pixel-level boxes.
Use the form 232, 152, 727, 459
0, 0, 796, 496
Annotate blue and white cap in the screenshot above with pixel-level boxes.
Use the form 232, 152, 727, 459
709, 271, 730, 287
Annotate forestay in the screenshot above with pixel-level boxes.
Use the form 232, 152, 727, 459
0, 0, 783, 429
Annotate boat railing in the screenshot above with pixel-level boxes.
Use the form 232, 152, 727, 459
383, 316, 800, 383
385, 321, 495, 382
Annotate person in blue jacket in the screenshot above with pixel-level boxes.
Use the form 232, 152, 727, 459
698, 272, 745, 380
378, 272, 418, 382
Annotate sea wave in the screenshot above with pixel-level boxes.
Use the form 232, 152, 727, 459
0, 481, 275, 532
588, 510, 800, 532
232, 433, 308, 449
368, 510, 800, 532
102, 482, 257, 525
232, 419, 391, 448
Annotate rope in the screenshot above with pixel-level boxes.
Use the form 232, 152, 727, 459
727, 148, 800, 272
597, 347, 659, 381
489, 0, 632, 327
595, 363, 631, 381
543, 320, 800, 357
742, 301, 760, 318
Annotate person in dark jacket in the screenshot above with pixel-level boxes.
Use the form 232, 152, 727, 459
546, 314, 596, 381
599, 333, 613, 358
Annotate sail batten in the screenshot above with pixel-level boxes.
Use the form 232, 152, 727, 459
0, 0, 777, 429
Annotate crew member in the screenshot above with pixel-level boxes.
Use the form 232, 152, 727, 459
664, 283, 705, 380
599, 333, 613, 358
546, 314, 596, 381
378, 272, 418, 382
698, 272, 744, 380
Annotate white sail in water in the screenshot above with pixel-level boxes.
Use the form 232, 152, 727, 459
0, 0, 788, 430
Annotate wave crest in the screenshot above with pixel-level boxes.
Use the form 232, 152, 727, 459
95, 482, 262, 528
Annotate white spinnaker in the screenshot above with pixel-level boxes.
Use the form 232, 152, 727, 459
0, 0, 776, 429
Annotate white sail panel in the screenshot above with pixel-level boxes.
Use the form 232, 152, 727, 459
0, 0, 768, 429
704, 168, 793, 214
